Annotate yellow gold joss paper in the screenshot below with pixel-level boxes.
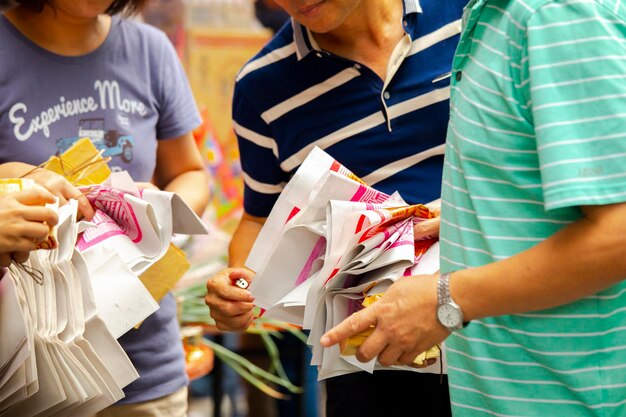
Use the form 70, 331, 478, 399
43, 137, 111, 185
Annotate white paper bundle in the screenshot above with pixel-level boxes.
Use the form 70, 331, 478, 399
0, 172, 209, 415
246, 147, 442, 380
77, 171, 209, 338
0, 201, 137, 417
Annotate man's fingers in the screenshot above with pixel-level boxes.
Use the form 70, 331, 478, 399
413, 217, 441, 240
215, 270, 255, 302
373, 342, 404, 367
320, 307, 378, 347
210, 310, 255, 331
425, 198, 441, 216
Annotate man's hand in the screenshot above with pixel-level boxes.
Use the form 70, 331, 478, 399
414, 199, 441, 240
0, 186, 59, 267
320, 274, 450, 366
205, 267, 257, 331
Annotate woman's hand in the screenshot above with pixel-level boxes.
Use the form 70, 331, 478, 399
22, 167, 95, 220
0, 186, 59, 267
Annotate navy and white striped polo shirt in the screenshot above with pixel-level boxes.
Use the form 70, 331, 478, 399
233, 0, 465, 217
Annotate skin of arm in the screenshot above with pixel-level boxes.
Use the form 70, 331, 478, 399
152, 132, 210, 216
0, 186, 59, 267
204, 211, 266, 331
321, 202, 626, 366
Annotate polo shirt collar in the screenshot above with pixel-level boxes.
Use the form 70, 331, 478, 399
293, 0, 422, 61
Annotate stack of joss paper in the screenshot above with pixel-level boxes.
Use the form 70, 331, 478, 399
246, 147, 443, 380
0, 139, 208, 416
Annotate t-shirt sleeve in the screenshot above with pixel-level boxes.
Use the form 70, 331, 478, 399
527, 2, 626, 210
232, 83, 287, 217
154, 32, 201, 140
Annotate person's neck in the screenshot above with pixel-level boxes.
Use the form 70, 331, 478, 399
4, 5, 112, 56
313, 0, 405, 80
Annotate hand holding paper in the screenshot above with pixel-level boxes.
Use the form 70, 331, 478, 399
0, 185, 59, 267
22, 167, 94, 220
337, 291, 440, 368
320, 273, 450, 367
244, 147, 446, 379
0, 186, 58, 251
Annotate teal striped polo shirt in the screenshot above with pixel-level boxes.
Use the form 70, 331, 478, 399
440, 0, 626, 415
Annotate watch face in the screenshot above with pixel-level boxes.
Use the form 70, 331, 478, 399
437, 303, 462, 328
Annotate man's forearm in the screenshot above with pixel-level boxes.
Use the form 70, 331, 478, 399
228, 213, 266, 268
452, 202, 626, 321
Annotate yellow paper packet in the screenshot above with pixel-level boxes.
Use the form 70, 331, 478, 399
134, 243, 191, 329
43, 137, 111, 186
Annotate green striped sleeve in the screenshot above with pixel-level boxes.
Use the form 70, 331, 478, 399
527, 1, 626, 210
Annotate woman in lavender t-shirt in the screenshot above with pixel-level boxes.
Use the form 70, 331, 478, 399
0, 0, 210, 415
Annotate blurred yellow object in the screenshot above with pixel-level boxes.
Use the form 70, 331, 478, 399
412, 345, 441, 366
181, 325, 214, 381
139, 243, 191, 304
0, 178, 35, 193
43, 137, 111, 185
339, 292, 441, 367
134, 243, 190, 329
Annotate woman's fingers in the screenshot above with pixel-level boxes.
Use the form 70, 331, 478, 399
0, 253, 12, 268
11, 251, 30, 264
24, 169, 95, 220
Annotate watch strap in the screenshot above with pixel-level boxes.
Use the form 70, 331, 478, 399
437, 271, 471, 329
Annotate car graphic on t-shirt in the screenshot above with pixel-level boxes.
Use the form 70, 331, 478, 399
56, 118, 135, 163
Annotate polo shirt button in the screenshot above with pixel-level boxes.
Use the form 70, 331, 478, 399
354, 63, 361, 70
383, 91, 391, 100
403, 20, 408, 26
316, 52, 323, 58
455, 71, 462, 81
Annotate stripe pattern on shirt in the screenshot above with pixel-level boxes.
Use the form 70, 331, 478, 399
441, 0, 626, 415
232, 0, 466, 216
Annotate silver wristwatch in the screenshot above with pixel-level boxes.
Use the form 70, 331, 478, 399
436, 272, 466, 331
